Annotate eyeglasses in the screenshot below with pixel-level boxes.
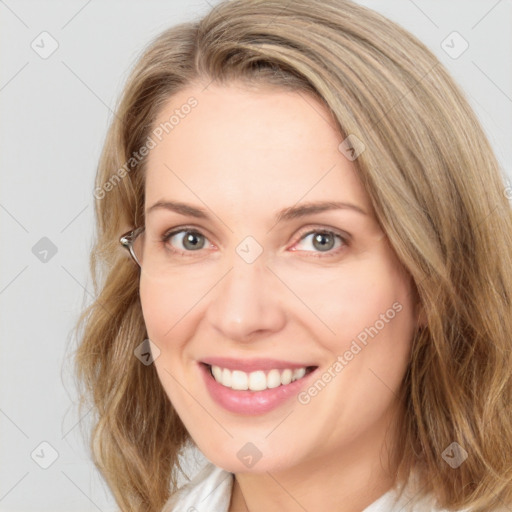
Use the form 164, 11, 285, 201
119, 225, 228, 283
120, 225, 216, 280
120, 227, 145, 267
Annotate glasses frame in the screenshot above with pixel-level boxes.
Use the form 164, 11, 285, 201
120, 226, 145, 266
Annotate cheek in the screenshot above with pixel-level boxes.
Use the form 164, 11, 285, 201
139, 276, 199, 345
139, 280, 169, 340
307, 260, 417, 413
307, 273, 415, 442
330, 272, 415, 387
139, 264, 222, 340
140, 280, 197, 408
300, 263, 410, 347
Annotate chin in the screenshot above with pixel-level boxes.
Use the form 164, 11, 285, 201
198, 439, 301, 474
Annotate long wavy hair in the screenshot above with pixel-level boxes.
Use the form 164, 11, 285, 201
72, 0, 512, 510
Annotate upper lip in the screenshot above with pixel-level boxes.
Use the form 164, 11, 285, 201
201, 357, 317, 373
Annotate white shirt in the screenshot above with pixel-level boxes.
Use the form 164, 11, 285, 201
161, 461, 469, 512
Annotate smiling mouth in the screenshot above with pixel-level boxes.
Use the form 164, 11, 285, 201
203, 363, 317, 392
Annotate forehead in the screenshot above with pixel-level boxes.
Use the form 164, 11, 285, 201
144, 82, 371, 215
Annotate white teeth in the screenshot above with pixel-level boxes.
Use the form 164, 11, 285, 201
267, 369, 281, 389
231, 370, 248, 390
221, 368, 232, 387
281, 369, 292, 385
248, 370, 267, 391
293, 367, 306, 380
209, 365, 310, 391
212, 365, 222, 382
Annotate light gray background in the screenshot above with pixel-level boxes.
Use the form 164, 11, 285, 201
1, 1, 511, 511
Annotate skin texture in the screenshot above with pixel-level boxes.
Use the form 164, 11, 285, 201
140, 81, 422, 511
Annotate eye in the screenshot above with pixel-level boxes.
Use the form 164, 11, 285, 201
162, 228, 213, 254
292, 228, 349, 257
160, 226, 350, 258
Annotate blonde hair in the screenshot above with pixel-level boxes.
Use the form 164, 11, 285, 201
73, 0, 512, 510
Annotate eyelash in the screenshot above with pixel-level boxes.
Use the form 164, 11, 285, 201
160, 225, 350, 259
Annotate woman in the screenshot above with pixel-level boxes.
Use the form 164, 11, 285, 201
74, 0, 512, 511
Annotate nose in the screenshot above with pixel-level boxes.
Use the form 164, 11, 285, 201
205, 253, 287, 343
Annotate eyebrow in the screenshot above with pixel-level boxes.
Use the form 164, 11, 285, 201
146, 200, 368, 223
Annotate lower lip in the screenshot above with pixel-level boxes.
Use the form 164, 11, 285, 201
199, 363, 317, 415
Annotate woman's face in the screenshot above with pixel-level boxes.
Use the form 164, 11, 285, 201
140, 81, 420, 474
